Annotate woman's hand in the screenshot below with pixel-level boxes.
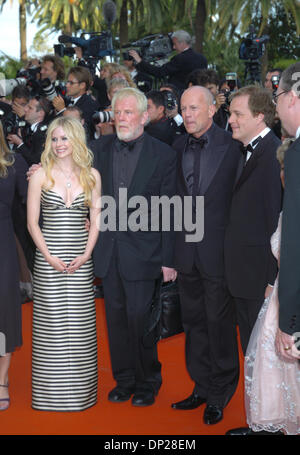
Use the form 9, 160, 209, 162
47, 255, 68, 273
67, 254, 90, 274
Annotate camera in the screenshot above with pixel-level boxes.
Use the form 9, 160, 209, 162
239, 33, 269, 61
161, 90, 177, 111
122, 34, 173, 63
92, 110, 114, 124
239, 26, 269, 83
40, 78, 58, 101
0, 109, 26, 137
271, 74, 280, 91
55, 31, 114, 60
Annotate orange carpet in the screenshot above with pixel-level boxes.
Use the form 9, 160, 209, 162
0, 299, 247, 435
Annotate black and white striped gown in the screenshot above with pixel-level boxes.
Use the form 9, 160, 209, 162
32, 189, 98, 411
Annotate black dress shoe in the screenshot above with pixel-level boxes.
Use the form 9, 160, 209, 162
203, 404, 223, 425
108, 386, 134, 403
132, 390, 155, 407
171, 392, 206, 410
226, 426, 285, 436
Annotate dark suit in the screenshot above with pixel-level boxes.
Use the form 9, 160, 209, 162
91, 132, 176, 393
278, 136, 300, 336
18, 122, 48, 166
71, 93, 100, 136
145, 116, 178, 145
224, 130, 282, 353
173, 123, 240, 407
136, 48, 207, 91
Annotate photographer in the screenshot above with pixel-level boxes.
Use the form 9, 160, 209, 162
122, 52, 153, 93
7, 95, 51, 166
52, 66, 100, 137
145, 90, 179, 145
40, 54, 65, 85
129, 30, 207, 91
93, 78, 130, 138
0, 86, 30, 145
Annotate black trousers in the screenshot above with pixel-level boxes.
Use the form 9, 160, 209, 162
102, 247, 162, 394
177, 253, 239, 407
234, 296, 265, 355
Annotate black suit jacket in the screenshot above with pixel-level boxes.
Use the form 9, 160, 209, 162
278, 136, 300, 334
173, 123, 241, 276
136, 48, 207, 90
18, 123, 48, 166
224, 130, 282, 300
71, 93, 99, 134
145, 117, 178, 145
90, 133, 177, 280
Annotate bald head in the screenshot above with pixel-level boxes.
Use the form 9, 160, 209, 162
181, 85, 216, 138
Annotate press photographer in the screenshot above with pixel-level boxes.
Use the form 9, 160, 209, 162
7, 95, 51, 166
0, 54, 66, 103
145, 90, 181, 145
129, 30, 207, 91
122, 51, 153, 94
52, 66, 100, 138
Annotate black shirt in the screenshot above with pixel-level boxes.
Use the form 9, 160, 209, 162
113, 133, 145, 200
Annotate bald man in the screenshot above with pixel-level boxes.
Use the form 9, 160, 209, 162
171, 86, 241, 425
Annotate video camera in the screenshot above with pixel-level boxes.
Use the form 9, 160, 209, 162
122, 34, 173, 63
239, 26, 269, 83
54, 31, 115, 61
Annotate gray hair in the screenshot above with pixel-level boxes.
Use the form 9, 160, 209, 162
171, 30, 192, 45
280, 62, 300, 98
111, 87, 148, 113
107, 77, 130, 95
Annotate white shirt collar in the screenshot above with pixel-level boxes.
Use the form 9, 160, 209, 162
71, 95, 82, 104
296, 126, 300, 139
31, 122, 39, 132
248, 127, 270, 148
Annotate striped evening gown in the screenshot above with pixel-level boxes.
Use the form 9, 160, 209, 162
32, 189, 98, 411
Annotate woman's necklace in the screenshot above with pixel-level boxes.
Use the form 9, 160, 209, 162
56, 164, 75, 188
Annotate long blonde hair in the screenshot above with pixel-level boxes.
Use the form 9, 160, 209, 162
41, 117, 95, 206
0, 121, 14, 178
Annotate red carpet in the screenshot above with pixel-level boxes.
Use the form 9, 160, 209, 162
0, 299, 247, 435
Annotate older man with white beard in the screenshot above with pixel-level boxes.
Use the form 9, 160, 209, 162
90, 87, 177, 407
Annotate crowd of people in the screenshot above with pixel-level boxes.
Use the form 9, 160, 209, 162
0, 29, 299, 435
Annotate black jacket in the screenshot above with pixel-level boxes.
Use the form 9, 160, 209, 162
224, 131, 282, 300
136, 48, 207, 91
278, 136, 300, 334
173, 123, 241, 276
90, 133, 177, 280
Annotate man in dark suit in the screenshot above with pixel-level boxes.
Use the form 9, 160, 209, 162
145, 90, 179, 145
275, 62, 300, 360
171, 86, 241, 425
52, 66, 100, 137
91, 87, 177, 407
129, 30, 207, 91
7, 96, 51, 166
224, 86, 282, 355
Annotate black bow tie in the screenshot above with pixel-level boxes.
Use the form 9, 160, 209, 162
188, 135, 208, 149
116, 137, 140, 152
242, 136, 262, 155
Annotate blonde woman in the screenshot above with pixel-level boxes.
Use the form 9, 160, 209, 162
0, 121, 28, 410
27, 116, 101, 411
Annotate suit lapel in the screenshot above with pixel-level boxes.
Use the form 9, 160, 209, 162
199, 143, 227, 195
234, 139, 266, 191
